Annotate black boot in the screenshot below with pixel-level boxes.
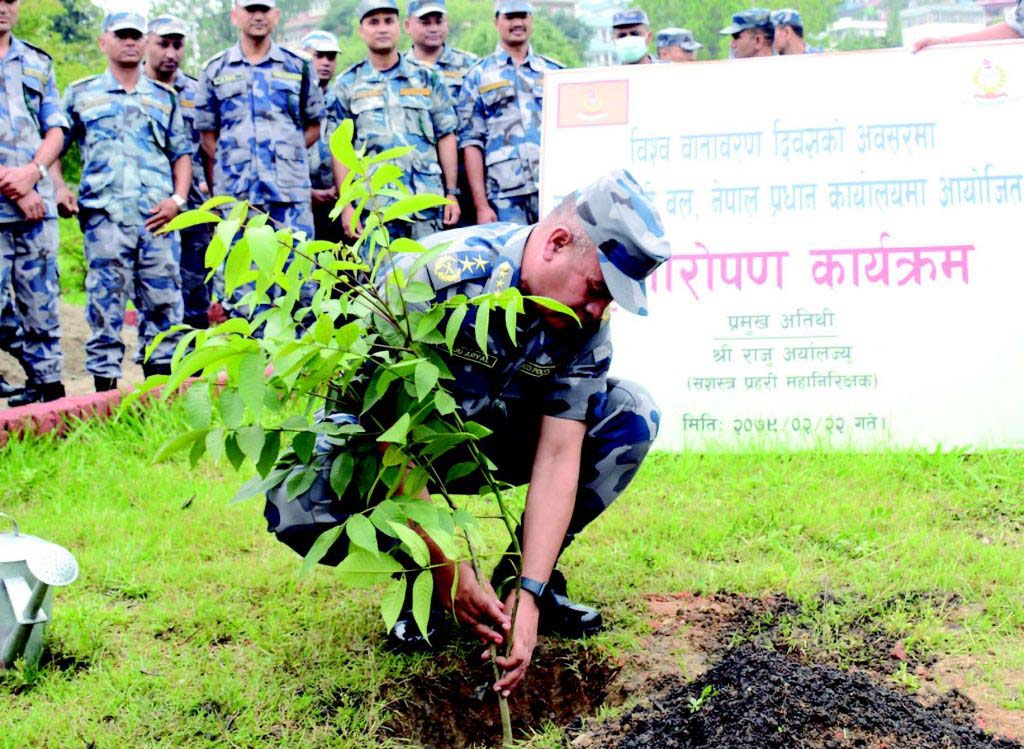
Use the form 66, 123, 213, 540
142, 362, 172, 379
7, 381, 65, 407
94, 376, 117, 392
0, 375, 23, 399
386, 556, 449, 653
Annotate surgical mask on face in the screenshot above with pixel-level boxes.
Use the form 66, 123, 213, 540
614, 35, 648, 64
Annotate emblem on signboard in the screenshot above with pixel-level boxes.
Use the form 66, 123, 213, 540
972, 59, 1007, 100
557, 80, 629, 127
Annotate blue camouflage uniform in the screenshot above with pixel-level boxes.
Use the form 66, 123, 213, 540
301, 29, 343, 242
456, 44, 562, 226
769, 9, 823, 53
404, 44, 479, 103
329, 55, 458, 239
0, 36, 65, 386
265, 169, 669, 572
63, 70, 190, 378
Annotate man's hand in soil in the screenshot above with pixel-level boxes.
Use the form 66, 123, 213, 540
16, 191, 46, 221
145, 198, 181, 233
488, 590, 539, 696
435, 560, 510, 646
55, 185, 78, 218
0, 163, 41, 201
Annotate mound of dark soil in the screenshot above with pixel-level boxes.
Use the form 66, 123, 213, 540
594, 646, 1021, 749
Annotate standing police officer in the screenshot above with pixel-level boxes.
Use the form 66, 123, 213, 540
330, 0, 460, 240
656, 28, 702, 62
301, 29, 342, 243
145, 15, 214, 330
457, 1, 562, 226
721, 8, 774, 59
196, 0, 324, 241
770, 10, 822, 55
611, 9, 656, 65
55, 12, 191, 392
0, 0, 66, 405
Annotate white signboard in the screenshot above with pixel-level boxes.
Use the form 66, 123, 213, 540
540, 43, 1024, 450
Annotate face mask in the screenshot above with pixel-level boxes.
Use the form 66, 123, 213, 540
614, 35, 648, 64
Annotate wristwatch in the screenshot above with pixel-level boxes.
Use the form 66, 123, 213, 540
445, 187, 461, 197
170, 194, 187, 209
31, 161, 47, 180
519, 576, 547, 599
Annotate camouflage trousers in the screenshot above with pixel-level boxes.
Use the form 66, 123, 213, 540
180, 222, 214, 329
263, 377, 660, 566
0, 290, 23, 362
80, 210, 183, 378
492, 193, 539, 226
0, 220, 63, 383
390, 207, 443, 242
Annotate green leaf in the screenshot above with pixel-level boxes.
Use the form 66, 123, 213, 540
336, 549, 402, 588
381, 194, 450, 223
474, 299, 491, 355
183, 383, 212, 430
284, 464, 317, 501
525, 295, 580, 325
247, 224, 278, 277
329, 119, 360, 172
414, 306, 446, 341
219, 388, 245, 429
256, 429, 281, 478
299, 525, 344, 575
462, 421, 493, 439
237, 351, 266, 419
403, 466, 429, 498
160, 209, 220, 234
434, 390, 456, 416
292, 430, 315, 464
153, 430, 207, 463
205, 428, 225, 464
381, 576, 405, 634
188, 436, 206, 467
225, 433, 245, 470
368, 145, 414, 166
444, 305, 467, 352
236, 424, 265, 463
504, 292, 520, 344
230, 468, 289, 505
445, 461, 478, 483
378, 413, 411, 445
414, 360, 440, 402
402, 281, 436, 304
387, 521, 430, 567
346, 514, 378, 555
411, 572, 434, 643
200, 195, 236, 211
329, 452, 356, 497
369, 499, 405, 539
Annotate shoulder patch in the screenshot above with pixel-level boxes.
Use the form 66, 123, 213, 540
538, 53, 565, 69
179, 71, 198, 84
281, 46, 311, 62
151, 79, 176, 94
479, 79, 512, 94
69, 73, 100, 89
19, 40, 54, 62
340, 60, 366, 78
452, 47, 479, 62
427, 249, 493, 289
202, 49, 227, 70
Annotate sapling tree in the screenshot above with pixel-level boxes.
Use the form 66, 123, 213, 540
138, 120, 578, 748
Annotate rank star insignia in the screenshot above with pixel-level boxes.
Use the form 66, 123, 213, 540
473, 255, 489, 270
433, 255, 461, 283
459, 257, 476, 272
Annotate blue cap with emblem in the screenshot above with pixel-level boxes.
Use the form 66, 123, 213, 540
769, 8, 803, 27
103, 11, 147, 34
574, 170, 670, 317
300, 29, 341, 52
408, 0, 447, 16
656, 27, 702, 50
148, 14, 187, 37
356, 0, 399, 19
494, 0, 533, 14
235, 0, 277, 7
720, 7, 772, 34
612, 8, 650, 27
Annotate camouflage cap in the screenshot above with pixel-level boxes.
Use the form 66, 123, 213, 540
300, 29, 341, 52
235, 0, 277, 7
102, 11, 146, 34
357, 0, 400, 19
612, 8, 650, 27
574, 169, 670, 317
494, 0, 534, 14
148, 15, 187, 37
720, 7, 772, 34
769, 8, 803, 27
656, 27, 702, 50
408, 0, 447, 17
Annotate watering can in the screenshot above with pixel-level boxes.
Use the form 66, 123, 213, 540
0, 514, 78, 668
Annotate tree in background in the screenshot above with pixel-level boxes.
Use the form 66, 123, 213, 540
15, 0, 103, 87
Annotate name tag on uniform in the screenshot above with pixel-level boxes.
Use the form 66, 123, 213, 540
142, 97, 171, 115
353, 88, 384, 99
443, 71, 463, 79
79, 95, 114, 110
22, 67, 48, 85
213, 72, 243, 85
399, 88, 430, 96
271, 70, 302, 82
479, 79, 512, 94
451, 345, 497, 369
517, 361, 557, 378
180, 99, 196, 109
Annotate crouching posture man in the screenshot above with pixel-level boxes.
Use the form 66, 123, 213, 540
265, 170, 669, 694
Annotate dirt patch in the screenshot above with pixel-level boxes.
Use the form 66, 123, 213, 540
0, 302, 143, 399
385, 641, 619, 749
577, 646, 1021, 749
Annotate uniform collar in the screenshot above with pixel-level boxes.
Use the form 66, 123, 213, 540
5, 36, 25, 62
408, 44, 457, 66
493, 42, 538, 68
99, 68, 155, 93
224, 40, 285, 66
483, 224, 531, 294
361, 54, 414, 80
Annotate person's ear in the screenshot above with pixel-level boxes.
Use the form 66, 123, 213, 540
544, 226, 573, 260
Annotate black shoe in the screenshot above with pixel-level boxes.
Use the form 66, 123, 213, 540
7, 382, 65, 407
0, 376, 23, 399
386, 607, 448, 654
142, 362, 172, 379
537, 569, 603, 638
94, 376, 118, 392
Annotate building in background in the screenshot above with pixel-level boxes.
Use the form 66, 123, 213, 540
827, 16, 889, 41
280, 0, 329, 47
577, 0, 628, 66
899, 2, 986, 47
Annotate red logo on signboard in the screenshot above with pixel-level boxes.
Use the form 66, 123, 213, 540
557, 80, 629, 128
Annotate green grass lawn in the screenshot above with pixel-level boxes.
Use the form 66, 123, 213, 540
1, 404, 1022, 748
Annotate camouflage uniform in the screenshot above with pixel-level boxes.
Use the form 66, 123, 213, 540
195, 42, 324, 236
329, 55, 457, 239
308, 94, 338, 241
265, 169, 670, 567
0, 36, 65, 385
63, 71, 190, 378
1009, 0, 1023, 35
456, 45, 562, 225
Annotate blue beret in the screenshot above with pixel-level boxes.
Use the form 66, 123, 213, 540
770, 8, 803, 27
720, 7, 772, 34
103, 11, 146, 33
612, 8, 650, 27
